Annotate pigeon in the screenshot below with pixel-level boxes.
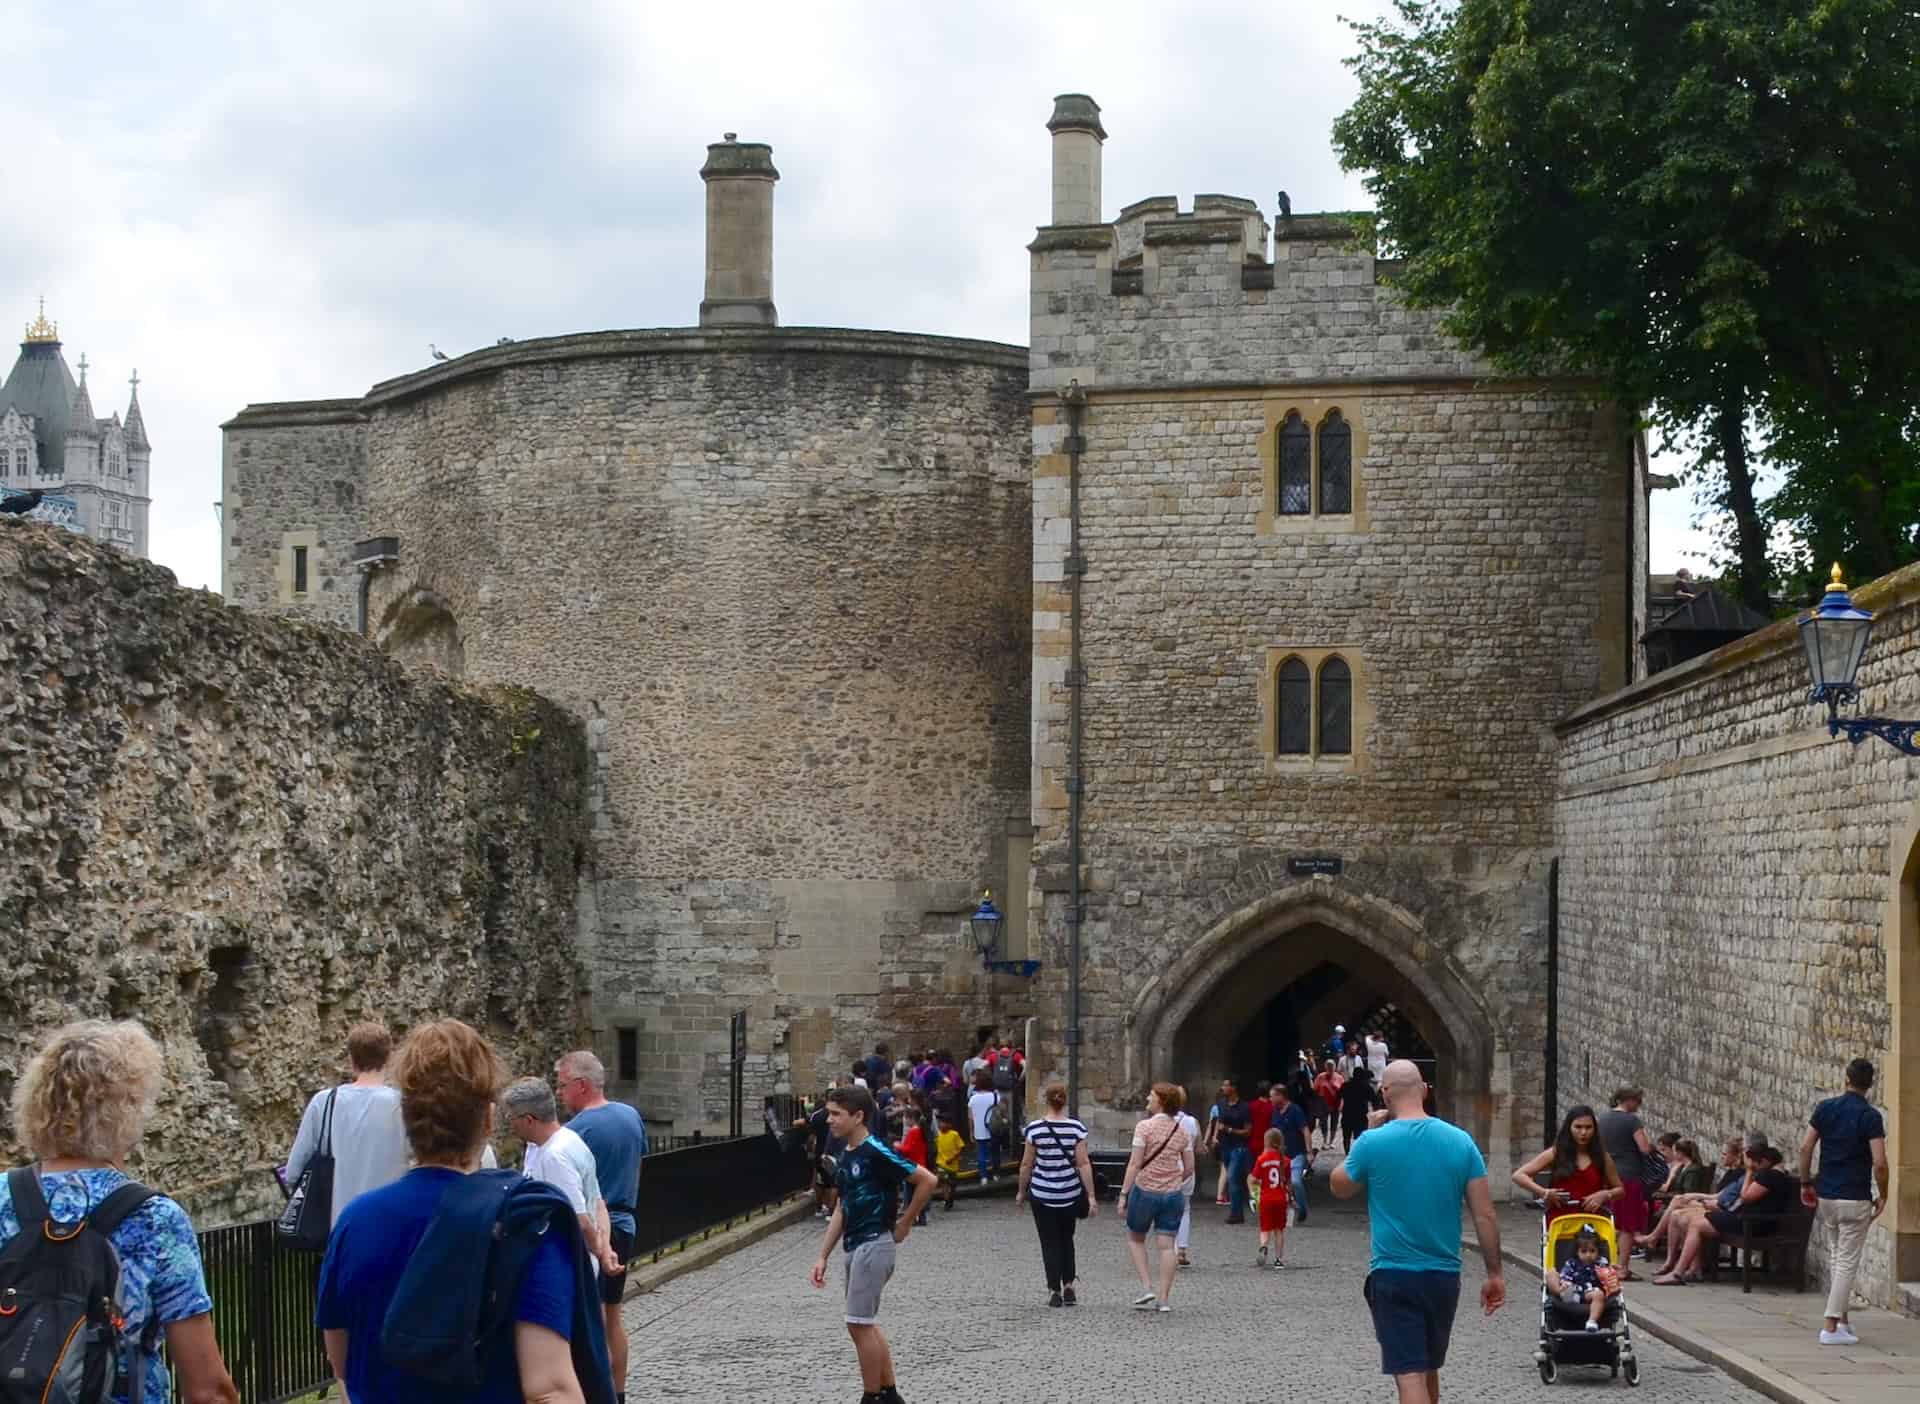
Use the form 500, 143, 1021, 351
1277, 190, 1293, 220
0, 488, 47, 516
496, 337, 514, 345
429, 344, 450, 362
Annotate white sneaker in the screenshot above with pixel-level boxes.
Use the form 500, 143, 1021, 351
1156, 1302, 1173, 1313
1132, 1292, 1158, 1309
1820, 1327, 1860, 1345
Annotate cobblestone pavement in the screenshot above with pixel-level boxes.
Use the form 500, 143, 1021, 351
622, 1168, 1773, 1402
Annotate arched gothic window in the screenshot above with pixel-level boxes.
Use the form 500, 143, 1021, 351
1277, 657, 1311, 754
1318, 410, 1352, 515
1278, 411, 1311, 515
1318, 656, 1352, 756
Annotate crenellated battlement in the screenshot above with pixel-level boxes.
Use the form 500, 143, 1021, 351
1030, 94, 1486, 391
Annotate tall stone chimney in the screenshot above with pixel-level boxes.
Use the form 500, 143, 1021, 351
699, 134, 779, 327
1047, 94, 1105, 227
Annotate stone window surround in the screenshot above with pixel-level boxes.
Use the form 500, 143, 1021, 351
277, 528, 319, 604
1257, 396, 1370, 535
1259, 645, 1372, 773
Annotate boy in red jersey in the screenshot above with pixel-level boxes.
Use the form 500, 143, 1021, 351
1252, 1128, 1291, 1268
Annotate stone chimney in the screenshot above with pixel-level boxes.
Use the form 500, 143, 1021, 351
1047, 94, 1106, 227
699, 134, 780, 327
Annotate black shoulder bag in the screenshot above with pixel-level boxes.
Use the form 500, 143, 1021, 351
277, 1087, 338, 1251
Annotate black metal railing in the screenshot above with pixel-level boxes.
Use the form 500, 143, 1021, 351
631, 1130, 811, 1262
176, 1219, 329, 1404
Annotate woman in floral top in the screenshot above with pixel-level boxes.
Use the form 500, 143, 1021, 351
1118, 1082, 1195, 1313
0, 1020, 239, 1404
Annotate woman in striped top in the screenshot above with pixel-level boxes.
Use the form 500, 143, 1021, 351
1015, 1082, 1097, 1307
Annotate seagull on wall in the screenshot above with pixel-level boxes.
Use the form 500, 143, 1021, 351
429, 344, 450, 362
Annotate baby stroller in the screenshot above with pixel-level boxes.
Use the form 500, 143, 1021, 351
1534, 1207, 1639, 1386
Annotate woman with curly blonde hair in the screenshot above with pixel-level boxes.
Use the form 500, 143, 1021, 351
1, 1019, 239, 1404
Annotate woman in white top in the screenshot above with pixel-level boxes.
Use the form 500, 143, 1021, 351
1365, 1031, 1390, 1078
1014, 1082, 1096, 1307
1173, 1090, 1202, 1267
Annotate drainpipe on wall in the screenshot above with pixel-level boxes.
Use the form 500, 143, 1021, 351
1062, 380, 1088, 1118
350, 536, 401, 637
1546, 856, 1560, 1137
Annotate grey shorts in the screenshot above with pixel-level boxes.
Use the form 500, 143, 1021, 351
844, 1237, 897, 1324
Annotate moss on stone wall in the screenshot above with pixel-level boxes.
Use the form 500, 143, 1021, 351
0, 521, 590, 1222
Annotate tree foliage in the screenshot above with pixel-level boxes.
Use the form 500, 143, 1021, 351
1332, 0, 1920, 608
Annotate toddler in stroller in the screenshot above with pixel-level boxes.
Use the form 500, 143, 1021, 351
1536, 1211, 1640, 1385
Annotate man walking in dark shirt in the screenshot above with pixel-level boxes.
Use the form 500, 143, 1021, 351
1271, 1082, 1314, 1224
809, 1085, 936, 1404
1214, 1080, 1253, 1224
1799, 1058, 1888, 1345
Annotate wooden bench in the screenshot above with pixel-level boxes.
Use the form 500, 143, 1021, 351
1699, 1177, 1815, 1293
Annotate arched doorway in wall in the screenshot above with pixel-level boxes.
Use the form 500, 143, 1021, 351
1129, 885, 1501, 1156
1884, 805, 1920, 1294
375, 588, 466, 679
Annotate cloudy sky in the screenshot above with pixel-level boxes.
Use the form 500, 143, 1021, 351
8, 0, 1718, 590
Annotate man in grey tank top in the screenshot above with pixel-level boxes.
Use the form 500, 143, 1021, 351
284, 1023, 410, 1228
1596, 1088, 1656, 1270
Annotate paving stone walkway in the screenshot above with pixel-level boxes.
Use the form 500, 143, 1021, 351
621, 1172, 1773, 1402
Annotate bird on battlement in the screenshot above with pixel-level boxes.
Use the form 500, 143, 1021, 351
0, 487, 60, 515
1277, 190, 1293, 220
429, 344, 450, 362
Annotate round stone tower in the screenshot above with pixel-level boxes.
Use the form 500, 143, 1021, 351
343, 139, 1032, 1132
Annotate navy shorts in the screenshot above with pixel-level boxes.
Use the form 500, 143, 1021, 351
1365, 1269, 1461, 1375
1125, 1186, 1185, 1235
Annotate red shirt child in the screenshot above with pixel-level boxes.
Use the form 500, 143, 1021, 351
1253, 1145, 1291, 1233
898, 1121, 929, 1168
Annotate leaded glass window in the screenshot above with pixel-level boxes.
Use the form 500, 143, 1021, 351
1318, 656, 1352, 755
1278, 411, 1311, 515
1277, 657, 1311, 754
1319, 410, 1352, 514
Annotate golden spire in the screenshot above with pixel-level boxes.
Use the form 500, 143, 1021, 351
1830, 562, 1848, 590
23, 297, 57, 344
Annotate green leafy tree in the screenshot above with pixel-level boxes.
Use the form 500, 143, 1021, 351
1332, 0, 1920, 611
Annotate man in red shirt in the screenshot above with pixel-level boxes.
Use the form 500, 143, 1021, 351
1249, 1081, 1275, 1165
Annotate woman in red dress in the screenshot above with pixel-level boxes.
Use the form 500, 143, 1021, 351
1512, 1105, 1624, 1229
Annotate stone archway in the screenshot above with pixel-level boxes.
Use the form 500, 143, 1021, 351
1882, 801, 1920, 1296
1127, 882, 1509, 1170
375, 588, 466, 679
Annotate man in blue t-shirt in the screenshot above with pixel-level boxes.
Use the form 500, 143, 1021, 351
1270, 1083, 1315, 1224
808, 1085, 936, 1404
1798, 1057, 1889, 1345
1332, 1060, 1504, 1404
556, 1050, 648, 1404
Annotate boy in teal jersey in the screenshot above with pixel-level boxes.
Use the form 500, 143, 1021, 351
809, 1085, 937, 1404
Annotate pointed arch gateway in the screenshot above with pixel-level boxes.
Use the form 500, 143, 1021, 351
1126, 883, 1507, 1162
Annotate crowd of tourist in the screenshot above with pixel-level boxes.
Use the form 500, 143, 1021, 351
1506, 1061, 1889, 1347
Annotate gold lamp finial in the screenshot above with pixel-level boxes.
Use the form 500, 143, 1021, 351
1830, 562, 1847, 590
23, 297, 57, 344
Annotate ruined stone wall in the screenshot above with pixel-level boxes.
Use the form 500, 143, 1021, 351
1024, 200, 1638, 1176
334, 328, 1033, 1130
0, 522, 591, 1224
1555, 563, 1920, 1308
219, 400, 367, 629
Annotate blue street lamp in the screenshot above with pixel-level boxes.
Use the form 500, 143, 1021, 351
968, 889, 1041, 977
1800, 564, 1920, 755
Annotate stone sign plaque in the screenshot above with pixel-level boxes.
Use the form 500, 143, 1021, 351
1287, 854, 1343, 877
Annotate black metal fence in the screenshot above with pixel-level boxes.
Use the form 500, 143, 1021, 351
630, 1127, 811, 1262
176, 1219, 328, 1404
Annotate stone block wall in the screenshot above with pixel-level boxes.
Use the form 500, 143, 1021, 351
1554, 562, 1920, 1306
0, 521, 592, 1224
219, 400, 368, 628
281, 327, 1035, 1129
1025, 187, 1640, 1175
